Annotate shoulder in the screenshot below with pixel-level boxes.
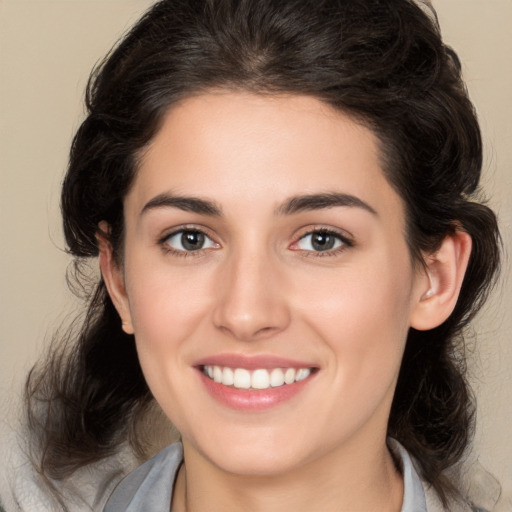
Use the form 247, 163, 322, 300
103, 443, 183, 512
423, 482, 493, 512
0, 416, 138, 512
388, 439, 492, 512
390, 439, 495, 512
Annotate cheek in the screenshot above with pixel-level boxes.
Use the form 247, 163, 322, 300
296, 251, 414, 379
121, 257, 217, 400
295, 258, 414, 432
125, 257, 211, 340
123, 261, 216, 423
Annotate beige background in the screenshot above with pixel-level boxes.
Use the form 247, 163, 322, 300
1, 0, 510, 504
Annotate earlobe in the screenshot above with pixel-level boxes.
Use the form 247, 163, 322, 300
96, 221, 134, 335
410, 231, 472, 331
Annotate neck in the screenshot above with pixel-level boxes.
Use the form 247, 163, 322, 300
172, 435, 403, 512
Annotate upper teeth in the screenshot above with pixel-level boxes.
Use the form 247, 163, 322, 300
203, 366, 312, 390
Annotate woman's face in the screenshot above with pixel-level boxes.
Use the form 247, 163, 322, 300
112, 92, 428, 476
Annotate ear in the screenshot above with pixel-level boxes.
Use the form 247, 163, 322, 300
410, 230, 472, 331
96, 221, 134, 335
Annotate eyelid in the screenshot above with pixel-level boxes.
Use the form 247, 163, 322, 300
156, 224, 353, 257
158, 225, 221, 255
289, 226, 354, 254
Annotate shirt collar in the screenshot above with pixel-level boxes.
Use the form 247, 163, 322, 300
105, 441, 428, 512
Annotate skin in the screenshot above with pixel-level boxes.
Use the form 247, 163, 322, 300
99, 92, 471, 512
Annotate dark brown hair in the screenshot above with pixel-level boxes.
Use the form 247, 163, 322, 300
26, 0, 500, 506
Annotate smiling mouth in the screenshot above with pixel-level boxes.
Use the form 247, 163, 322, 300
201, 365, 315, 390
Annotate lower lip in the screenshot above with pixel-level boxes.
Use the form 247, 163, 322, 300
197, 370, 315, 411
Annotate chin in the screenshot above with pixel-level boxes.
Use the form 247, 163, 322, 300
186, 426, 314, 477
212, 449, 304, 477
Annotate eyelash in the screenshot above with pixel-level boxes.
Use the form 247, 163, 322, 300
290, 227, 354, 258
159, 226, 219, 258
158, 226, 354, 258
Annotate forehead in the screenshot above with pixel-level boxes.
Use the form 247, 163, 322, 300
127, 92, 403, 221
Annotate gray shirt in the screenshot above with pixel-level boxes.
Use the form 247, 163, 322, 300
104, 441, 436, 512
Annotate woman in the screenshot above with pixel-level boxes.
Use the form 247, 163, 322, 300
17, 0, 501, 510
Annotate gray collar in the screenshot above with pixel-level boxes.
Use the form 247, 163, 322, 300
389, 439, 428, 512
104, 441, 428, 511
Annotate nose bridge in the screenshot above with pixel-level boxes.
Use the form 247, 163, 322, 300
212, 242, 290, 340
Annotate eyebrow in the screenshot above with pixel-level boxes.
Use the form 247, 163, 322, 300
140, 191, 377, 218
275, 192, 377, 216
141, 193, 223, 216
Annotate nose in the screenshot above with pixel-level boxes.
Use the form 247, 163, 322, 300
212, 248, 291, 341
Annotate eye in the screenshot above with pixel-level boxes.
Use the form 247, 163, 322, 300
163, 229, 218, 252
294, 230, 347, 252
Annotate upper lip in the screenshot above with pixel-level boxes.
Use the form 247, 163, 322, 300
193, 353, 318, 370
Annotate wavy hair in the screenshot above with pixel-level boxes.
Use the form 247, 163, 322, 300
26, 0, 500, 506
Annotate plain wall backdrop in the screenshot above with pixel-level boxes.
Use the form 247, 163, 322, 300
1, 0, 511, 505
